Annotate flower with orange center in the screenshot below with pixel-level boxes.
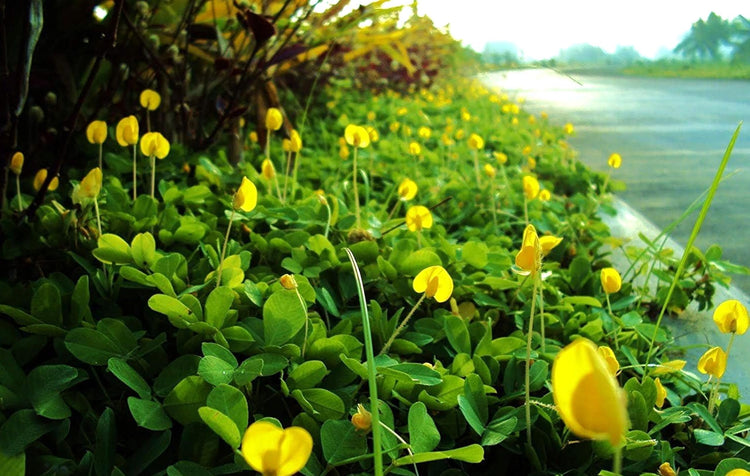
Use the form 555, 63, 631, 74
351, 404, 372, 432
712, 299, 749, 335
413, 265, 453, 302
405, 205, 432, 232
86, 120, 107, 144
515, 224, 541, 275
344, 124, 370, 148
697, 346, 727, 379
397, 178, 418, 201
467, 133, 484, 150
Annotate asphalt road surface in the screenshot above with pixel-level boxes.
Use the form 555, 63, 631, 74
484, 68, 750, 294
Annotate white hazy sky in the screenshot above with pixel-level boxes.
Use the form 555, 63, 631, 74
404, 0, 748, 59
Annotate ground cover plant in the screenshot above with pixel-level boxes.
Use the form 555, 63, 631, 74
2, 1, 750, 476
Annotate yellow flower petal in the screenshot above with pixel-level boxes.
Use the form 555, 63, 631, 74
600, 267, 622, 294
86, 120, 108, 144
658, 462, 677, 476
79, 167, 103, 200
413, 265, 453, 303
408, 141, 421, 155
398, 178, 417, 201
276, 427, 314, 476
261, 158, 276, 180
522, 175, 539, 200
712, 299, 749, 335
608, 153, 622, 169
234, 177, 258, 212
241, 421, 284, 474
597, 346, 620, 376
539, 235, 562, 256
266, 107, 283, 131
10, 152, 23, 175
33, 169, 58, 191
344, 124, 370, 148
483, 163, 496, 178
726, 470, 750, 476
467, 133, 484, 150
140, 132, 170, 159
552, 338, 628, 446
697, 346, 727, 379
405, 205, 432, 232
140, 89, 161, 111
116, 115, 139, 146
651, 360, 686, 376
654, 377, 667, 408
515, 225, 540, 274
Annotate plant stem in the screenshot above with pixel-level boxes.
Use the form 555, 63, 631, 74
149, 155, 156, 200
524, 196, 529, 226
323, 200, 332, 239
216, 208, 236, 289
525, 276, 540, 447
132, 145, 137, 201
472, 149, 480, 187
539, 280, 545, 354
381, 293, 426, 356
606, 293, 619, 349
344, 248, 383, 476
353, 147, 361, 229
490, 183, 497, 229
15, 175, 21, 212
93, 196, 102, 237
387, 199, 402, 222
98, 143, 103, 172
294, 287, 309, 358
282, 150, 292, 202
613, 446, 622, 475
709, 332, 736, 414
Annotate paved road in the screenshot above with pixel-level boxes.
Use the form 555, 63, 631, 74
484, 69, 750, 293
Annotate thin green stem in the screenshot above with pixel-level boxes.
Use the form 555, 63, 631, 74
323, 200, 332, 239
472, 149, 480, 187
490, 183, 497, 229
16, 175, 21, 212
295, 287, 309, 358
709, 332, 736, 414
644, 122, 741, 374
282, 150, 292, 202
525, 276, 539, 447
353, 147, 361, 229
539, 280, 545, 354
613, 446, 622, 475
606, 293, 619, 350
98, 143, 103, 173
378, 421, 418, 476
132, 145, 137, 201
381, 294, 426, 356
216, 208, 236, 289
387, 199, 402, 222
149, 155, 156, 200
344, 248, 383, 476
93, 196, 102, 237
524, 196, 529, 226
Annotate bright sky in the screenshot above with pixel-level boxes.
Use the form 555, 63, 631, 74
405, 0, 748, 59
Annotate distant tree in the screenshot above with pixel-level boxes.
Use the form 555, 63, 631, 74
557, 43, 609, 64
612, 46, 643, 65
674, 12, 733, 60
730, 15, 750, 62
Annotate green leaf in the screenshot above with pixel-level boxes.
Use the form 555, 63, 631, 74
622, 429, 655, 461
198, 356, 235, 386
108, 358, 151, 399
0, 451, 25, 476
394, 444, 484, 465
398, 249, 442, 276
288, 360, 328, 390
205, 286, 235, 329
206, 384, 248, 434
234, 359, 264, 386
26, 364, 78, 419
65, 328, 122, 365
166, 460, 214, 476
717, 398, 740, 427
127, 398, 173, 431
95, 407, 116, 476
70, 275, 92, 326
444, 315, 471, 355
31, 282, 62, 326
688, 402, 723, 433
481, 416, 517, 446
462, 241, 489, 269
458, 374, 488, 435
131, 232, 157, 269
14, 0, 42, 116
153, 355, 200, 397
693, 428, 725, 446
198, 407, 241, 448
163, 376, 211, 425
0, 409, 57, 456
320, 419, 368, 464
378, 363, 442, 386
92, 233, 133, 265
263, 291, 306, 346
418, 374, 465, 411
0, 305, 42, 326
148, 294, 198, 329
408, 402, 440, 453
561, 296, 602, 308
291, 388, 345, 422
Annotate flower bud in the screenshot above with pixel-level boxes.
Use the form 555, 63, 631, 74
351, 404, 372, 432
280, 274, 298, 290
10, 152, 24, 176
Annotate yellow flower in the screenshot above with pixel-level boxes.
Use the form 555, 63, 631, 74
86, 120, 107, 144
233, 177, 258, 212
265, 107, 283, 131
249, 131, 259, 143
351, 404, 372, 432
541, 111, 548, 120
288, 130, 302, 152
389, 121, 401, 133
397, 107, 408, 116
140, 132, 170, 159
712, 299, 749, 335
418, 126, 432, 139
607, 153, 622, 169
77, 168, 103, 202
726, 470, 750, 476
600, 267, 622, 294
658, 462, 677, 476
651, 360, 687, 376
522, 145, 532, 156
697, 346, 727, 379
511, 104, 520, 114
441, 133, 455, 147
494, 151, 508, 164
367, 111, 376, 121
33, 169, 59, 191
365, 126, 379, 142
654, 377, 667, 408
405, 205, 432, 232
139, 89, 161, 111
539, 235, 563, 256
455, 128, 465, 140
511, 117, 519, 126
597, 346, 619, 376
538, 189, 551, 201
339, 145, 349, 159
398, 178, 418, 201
515, 224, 540, 275
527, 157, 537, 170
280, 274, 298, 290
483, 163, 496, 178
240, 421, 312, 476
551, 338, 628, 446
261, 158, 276, 180
413, 265, 453, 302
116, 115, 139, 146
10, 152, 23, 175
522, 175, 540, 200
563, 122, 575, 135
344, 124, 370, 148
467, 133, 484, 150
408, 142, 421, 156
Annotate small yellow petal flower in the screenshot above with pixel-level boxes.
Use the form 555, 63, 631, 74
140, 132, 170, 159
280, 274, 298, 290
405, 205, 432, 232
658, 462, 677, 476
515, 224, 540, 274
654, 377, 667, 409
116, 115, 139, 146
365, 126, 379, 142
79, 167, 103, 200
494, 151, 508, 164
522, 145, 532, 156
539, 189, 551, 201
539, 235, 563, 256
418, 126, 432, 139
86, 120, 107, 144
563, 122, 575, 135
233, 177, 258, 212
33, 169, 59, 191
344, 124, 370, 148
240, 421, 313, 476
397, 107, 408, 116
139, 89, 161, 111
288, 130, 302, 152
339, 145, 349, 159
467, 133, 484, 150
351, 404, 372, 432
10, 152, 23, 175
408, 142, 421, 156
389, 121, 400, 133
398, 178, 418, 201
527, 157, 537, 170
726, 470, 750, 476
455, 128, 465, 140
413, 265, 453, 303
483, 163, 496, 178
697, 346, 727, 379
712, 299, 749, 335
608, 153, 622, 169
261, 158, 276, 180
552, 338, 628, 446
597, 346, 619, 376
600, 267, 622, 294
265, 107, 283, 131
249, 131, 259, 143
367, 111, 376, 121
522, 175, 540, 200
